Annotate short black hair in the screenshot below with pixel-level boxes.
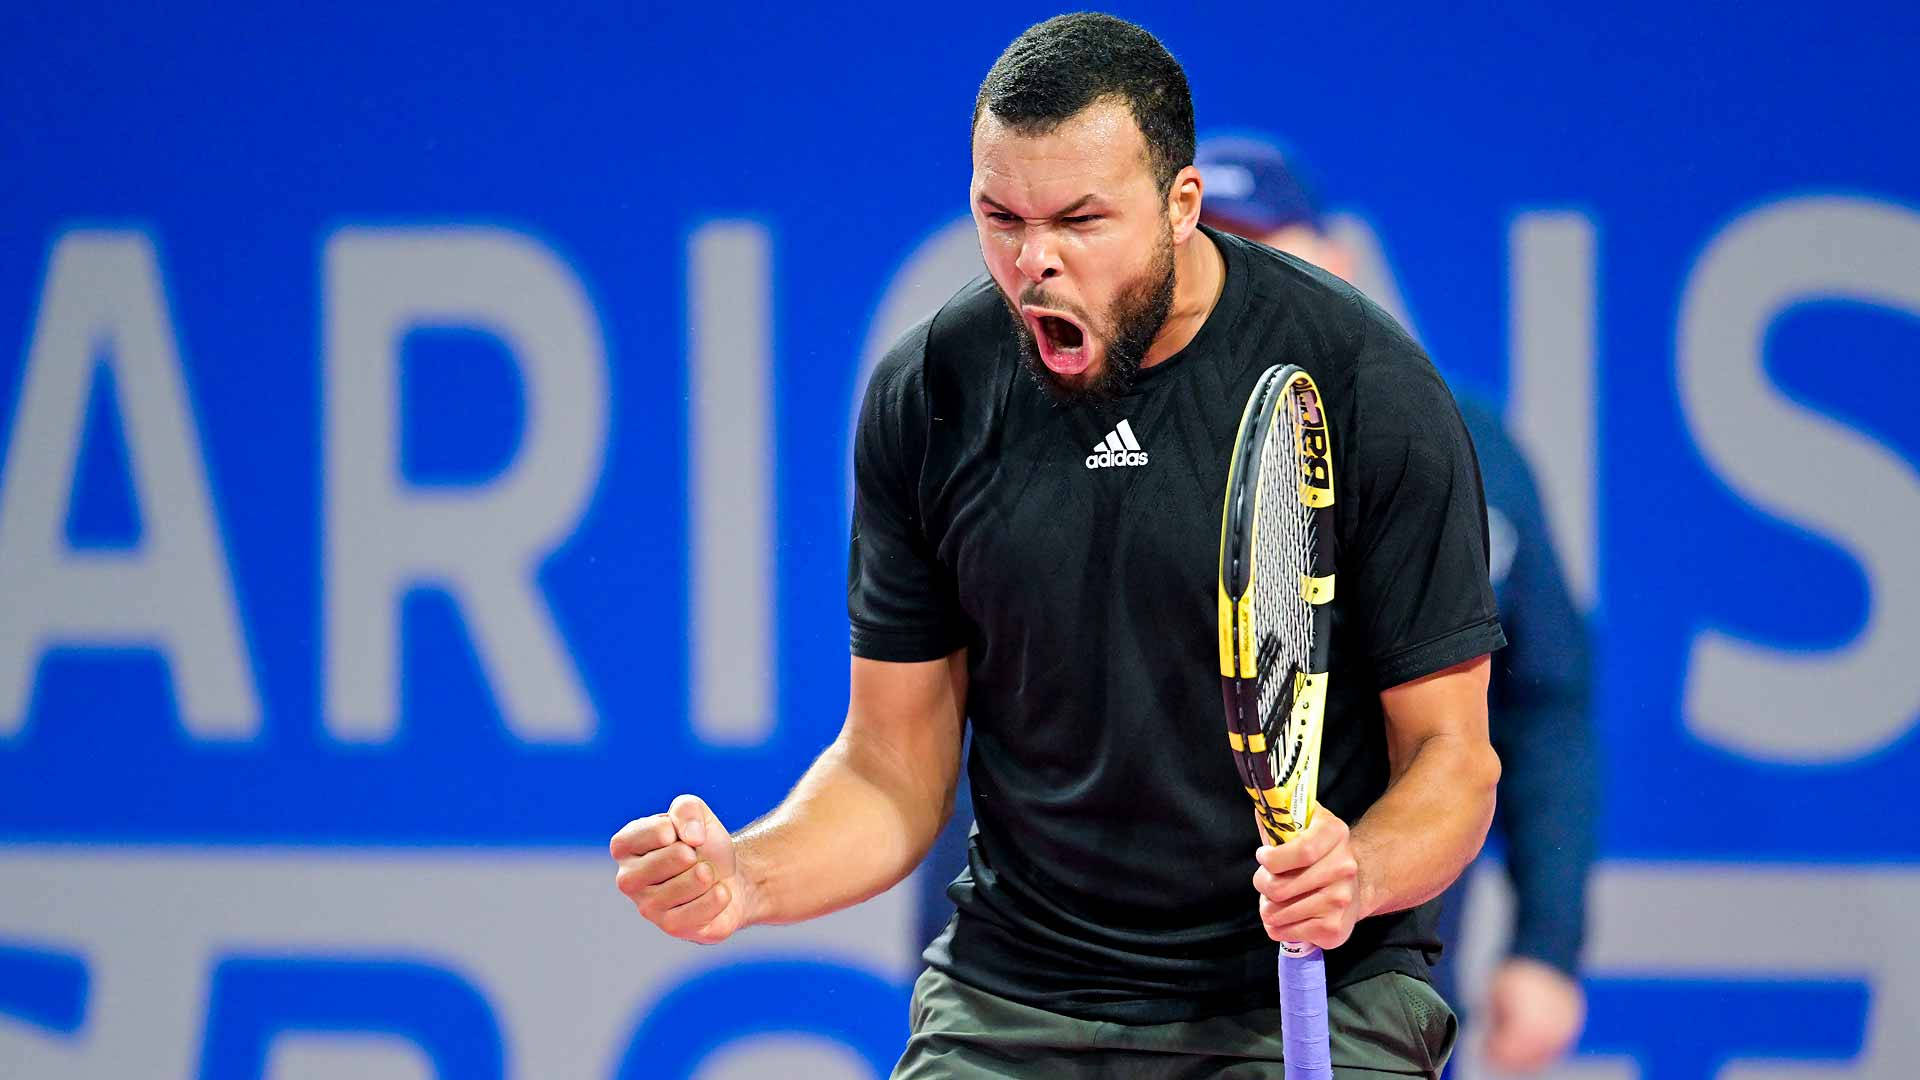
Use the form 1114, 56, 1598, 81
973, 13, 1195, 194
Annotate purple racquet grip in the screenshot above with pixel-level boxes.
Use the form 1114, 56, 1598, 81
1279, 944, 1333, 1079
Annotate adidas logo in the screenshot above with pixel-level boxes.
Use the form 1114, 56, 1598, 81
1085, 419, 1150, 469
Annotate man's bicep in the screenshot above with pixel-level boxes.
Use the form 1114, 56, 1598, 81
1378, 654, 1493, 777
846, 651, 968, 802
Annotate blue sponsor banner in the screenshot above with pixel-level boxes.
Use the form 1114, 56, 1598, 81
3, 3, 1918, 1077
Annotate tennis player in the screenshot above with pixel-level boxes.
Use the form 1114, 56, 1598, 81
1193, 134, 1599, 1073
612, 14, 1504, 1077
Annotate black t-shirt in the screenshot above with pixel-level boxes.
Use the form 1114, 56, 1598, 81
848, 225, 1505, 1023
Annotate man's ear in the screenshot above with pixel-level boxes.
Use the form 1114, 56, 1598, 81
1168, 164, 1204, 242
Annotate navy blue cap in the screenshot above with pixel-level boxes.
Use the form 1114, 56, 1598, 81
1194, 134, 1324, 233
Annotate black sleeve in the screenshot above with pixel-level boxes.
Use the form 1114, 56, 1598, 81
1339, 316, 1507, 688
1476, 418, 1598, 977
846, 322, 968, 662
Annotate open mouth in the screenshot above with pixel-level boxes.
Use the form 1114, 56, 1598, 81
1026, 309, 1091, 376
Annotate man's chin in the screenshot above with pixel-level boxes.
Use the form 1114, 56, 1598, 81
1027, 356, 1117, 404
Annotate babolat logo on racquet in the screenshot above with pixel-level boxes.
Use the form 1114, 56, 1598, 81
1291, 381, 1333, 508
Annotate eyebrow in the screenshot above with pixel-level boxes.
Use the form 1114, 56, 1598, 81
977, 193, 1105, 218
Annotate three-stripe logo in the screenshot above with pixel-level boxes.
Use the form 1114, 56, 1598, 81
1085, 419, 1149, 469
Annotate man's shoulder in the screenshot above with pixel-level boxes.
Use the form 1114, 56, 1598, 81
1215, 229, 1418, 376
929, 273, 1009, 339
1453, 394, 1508, 453
869, 274, 1009, 398
1222, 228, 1355, 303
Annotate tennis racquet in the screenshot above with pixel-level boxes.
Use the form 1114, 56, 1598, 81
1218, 363, 1337, 1080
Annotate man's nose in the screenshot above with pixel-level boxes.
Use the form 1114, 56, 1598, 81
1015, 231, 1062, 283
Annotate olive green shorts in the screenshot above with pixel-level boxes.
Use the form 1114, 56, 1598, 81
893, 965, 1455, 1079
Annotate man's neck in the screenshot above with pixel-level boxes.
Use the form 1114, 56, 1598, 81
1142, 229, 1226, 369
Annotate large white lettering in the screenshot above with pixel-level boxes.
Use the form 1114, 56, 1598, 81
0, 849, 912, 1079
323, 227, 606, 744
688, 222, 776, 746
1678, 197, 1920, 763
1507, 212, 1600, 611
0, 231, 260, 740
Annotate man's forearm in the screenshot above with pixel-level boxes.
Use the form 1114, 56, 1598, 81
1350, 731, 1500, 920
733, 728, 955, 928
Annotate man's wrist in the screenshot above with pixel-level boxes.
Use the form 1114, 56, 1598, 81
1350, 832, 1385, 921
730, 834, 771, 928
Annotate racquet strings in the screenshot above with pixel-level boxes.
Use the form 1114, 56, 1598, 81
1251, 386, 1317, 790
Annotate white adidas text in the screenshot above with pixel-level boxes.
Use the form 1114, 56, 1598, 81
1086, 419, 1149, 469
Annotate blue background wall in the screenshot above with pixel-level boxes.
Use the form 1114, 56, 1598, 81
3, 4, 1917, 1077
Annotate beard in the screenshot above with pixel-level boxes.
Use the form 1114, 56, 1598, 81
1003, 226, 1177, 405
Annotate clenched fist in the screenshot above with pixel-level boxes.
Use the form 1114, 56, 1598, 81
610, 794, 751, 945
1251, 807, 1364, 951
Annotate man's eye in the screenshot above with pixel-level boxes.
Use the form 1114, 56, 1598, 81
1063, 215, 1100, 226
988, 212, 1019, 224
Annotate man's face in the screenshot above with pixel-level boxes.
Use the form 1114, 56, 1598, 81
971, 98, 1177, 403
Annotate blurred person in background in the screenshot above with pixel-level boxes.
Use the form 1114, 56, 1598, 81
1194, 134, 1598, 1073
